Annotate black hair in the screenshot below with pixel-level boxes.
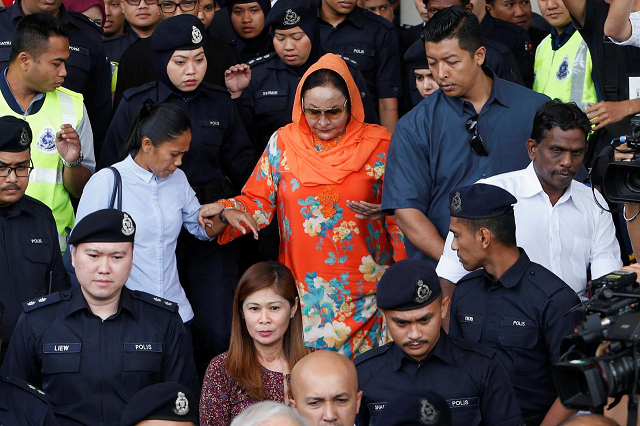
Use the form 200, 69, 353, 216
10, 13, 69, 63
118, 101, 192, 160
300, 69, 351, 113
530, 99, 591, 145
459, 210, 517, 248
421, 6, 483, 56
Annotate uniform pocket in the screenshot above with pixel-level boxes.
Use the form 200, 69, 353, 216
498, 317, 539, 374
342, 47, 375, 71
457, 313, 484, 343
42, 343, 82, 374
199, 119, 227, 148
22, 239, 52, 264
67, 45, 91, 71
447, 397, 481, 426
254, 88, 288, 115
123, 342, 163, 372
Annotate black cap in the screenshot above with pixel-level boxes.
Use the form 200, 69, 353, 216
150, 15, 206, 53
404, 39, 429, 70
120, 382, 198, 426
449, 183, 517, 219
265, 0, 316, 30
68, 209, 136, 245
0, 116, 32, 153
376, 390, 452, 426
377, 259, 441, 311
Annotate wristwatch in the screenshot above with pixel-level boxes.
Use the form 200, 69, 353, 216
219, 209, 229, 224
61, 152, 84, 168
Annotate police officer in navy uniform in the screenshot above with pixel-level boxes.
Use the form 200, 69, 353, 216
375, 389, 452, 426
0, 209, 199, 425
447, 183, 580, 426
354, 259, 523, 426
0, 0, 112, 157
101, 15, 254, 378
120, 382, 198, 426
0, 116, 69, 355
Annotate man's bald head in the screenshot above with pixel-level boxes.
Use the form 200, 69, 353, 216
290, 351, 361, 426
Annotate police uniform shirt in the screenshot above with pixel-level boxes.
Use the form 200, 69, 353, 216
354, 333, 523, 426
449, 250, 581, 418
103, 23, 139, 64
481, 13, 535, 88
242, 53, 379, 152
0, 195, 69, 351
0, 285, 199, 425
0, 376, 58, 426
319, 6, 402, 104
208, 8, 274, 63
101, 80, 255, 190
0, 0, 112, 156
381, 68, 549, 264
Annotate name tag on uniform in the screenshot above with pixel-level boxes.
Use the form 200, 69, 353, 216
198, 119, 224, 128
347, 47, 374, 57
43, 343, 81, 353
255, 88, 287, 99
124, 342, 163, 353
457, 314, 484, 325
447, 397, 479, 408
501, 317, 536, 329
367, 402, 387, 413
69, 45, 90, 56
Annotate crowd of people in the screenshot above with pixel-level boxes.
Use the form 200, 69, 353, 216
1, 0, 640, 424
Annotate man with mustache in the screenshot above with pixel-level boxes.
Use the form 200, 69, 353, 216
446, 182, 582, 425
0, 115, 68, 360
354, 259, 522, 426
437, 100, 622, 296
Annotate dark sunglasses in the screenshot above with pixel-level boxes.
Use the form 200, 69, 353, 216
301, 99, 348, 120
465, 115, 489, 156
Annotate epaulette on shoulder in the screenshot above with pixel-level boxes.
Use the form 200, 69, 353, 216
353, 342, 393, 366
123, 81, 157, 99
2, 376, 48, 402
338, 54, 360, 69
131, 290, 179, 313
200, 81, 232, 94
246, 52, 276, 67
449, 336, 495, 359
22, 291, 68, 313
361, 8, 395, 30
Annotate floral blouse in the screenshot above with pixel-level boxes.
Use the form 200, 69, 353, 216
219, 132, 406, 358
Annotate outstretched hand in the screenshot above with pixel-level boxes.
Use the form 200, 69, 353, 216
347, 200, 386, 221
225, 63, 251, 95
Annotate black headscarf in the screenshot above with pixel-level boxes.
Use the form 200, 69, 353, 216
223, 0, 272, 59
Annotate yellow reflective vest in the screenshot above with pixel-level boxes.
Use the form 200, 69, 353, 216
533, 29, 598, 109
0, 87, 85, 251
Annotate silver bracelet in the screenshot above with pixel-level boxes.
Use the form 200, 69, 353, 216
61, 152, 84, 168
624, 205, 640, 222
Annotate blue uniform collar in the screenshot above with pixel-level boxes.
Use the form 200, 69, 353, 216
319, 5, 365, 29
441, 67, 510, 117
1, 194, 27, 218
65, 284, 138, 320
483, 248, 531, 289
390, 328, 454, 371
550, 21, 576, 50
0, 68, 45, 116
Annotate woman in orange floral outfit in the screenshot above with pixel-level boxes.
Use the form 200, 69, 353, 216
200, 54, 406, 359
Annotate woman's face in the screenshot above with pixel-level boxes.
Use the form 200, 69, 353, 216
198, 0, 215, 28
166, 47, 207, 92
83, 5, 104, 27
230, 2, 265, 39
139, 130, 191, 178
242, 287, 297, 349
302, 85, 350, 141
273, 26, 312, 67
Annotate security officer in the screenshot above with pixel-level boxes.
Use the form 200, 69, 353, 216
1, 14, 95, 252
0, 0, 111, 158
0, 304, 59, 426
101, 15, 254, 378
353, 259, 523, 426
0, 116, 69, 354
120, 382, 198, 426
447, 183, 581, 426
0, 209, 199, 425
374, 389, 452, 426
318, 0, 402, 132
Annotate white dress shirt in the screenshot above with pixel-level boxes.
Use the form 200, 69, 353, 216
436, 162, 622, 294
609, 11, 640, 48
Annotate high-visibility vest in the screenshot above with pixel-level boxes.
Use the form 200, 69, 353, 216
0, 87, 85, 251
533, 30, 598, 110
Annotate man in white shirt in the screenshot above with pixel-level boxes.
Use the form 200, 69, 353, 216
437, 100, 622, 296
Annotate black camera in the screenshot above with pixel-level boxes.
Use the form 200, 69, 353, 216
552, 270, 640, 410
603, 115, 640, 203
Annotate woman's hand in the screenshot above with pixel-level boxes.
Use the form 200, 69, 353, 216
219, 209, 260, 239
347, 200, 386, 221
199, 203, 224, 228
225, 63, 251, 98
614, 142, 635, 162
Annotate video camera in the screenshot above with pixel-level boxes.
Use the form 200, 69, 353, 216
552, 269, 640, 411
603, 115, 640, 203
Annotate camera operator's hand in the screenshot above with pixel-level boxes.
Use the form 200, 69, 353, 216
595, 340, 612, 357
614, 142, 635, 162
585, 100, 634, 131
621, 263, 640, 282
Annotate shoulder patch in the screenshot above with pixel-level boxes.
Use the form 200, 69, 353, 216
353, 342, 393, 366
123, 80, 157, 100
246, 52, 276, 67
22, 291, 68, 312
449, 336, 496, 358
338, 54, 360, 69
131, 290, 179, 313
3, 376, 48, 401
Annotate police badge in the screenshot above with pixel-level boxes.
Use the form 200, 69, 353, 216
191, 25, 203, 44
450, 191, 462, 215
556, 56, 571, 82
283, 8, 301, 26
121, 213, 135, 236
36, 126, 58, 154
19, 127, 30, 146
420, 398, 439, 425
173, 391, 189, 416
414, 279, 432, 304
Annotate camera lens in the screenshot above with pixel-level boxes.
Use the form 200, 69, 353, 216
625, 170, 640, 193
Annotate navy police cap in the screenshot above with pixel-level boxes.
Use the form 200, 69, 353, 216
376, 389, 452, 426
265, 0, 317, 30
449, 183, 517, 219
68, 209, 136, 245
377, 259, 441, 311
120, 382, 198, 426
150, 15, 206, 53
0, 116, 32, 153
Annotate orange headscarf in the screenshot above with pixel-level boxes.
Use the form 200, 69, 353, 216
278, 53, 391, 186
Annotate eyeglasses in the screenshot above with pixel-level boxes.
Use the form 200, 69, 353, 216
0, 160, 34, 177
124, 0, 157, 6
465, 115, 489, 156
158, 0, 197, 13
301, 98, 348, 120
